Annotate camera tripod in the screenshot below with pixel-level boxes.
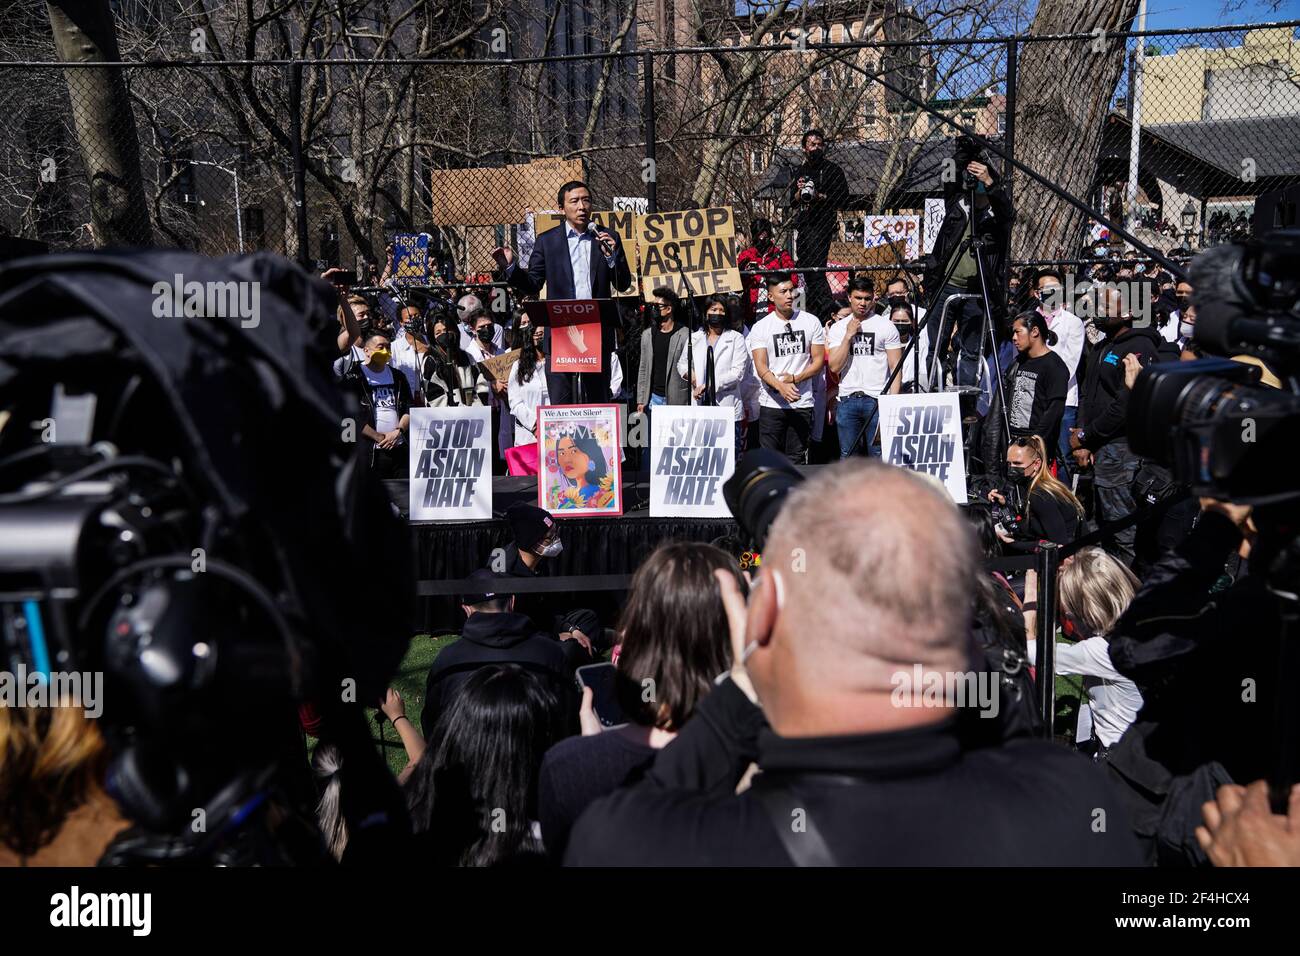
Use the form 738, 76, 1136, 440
846, 178, 1011, 465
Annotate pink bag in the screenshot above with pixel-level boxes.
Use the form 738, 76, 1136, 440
506, 442, 540, 476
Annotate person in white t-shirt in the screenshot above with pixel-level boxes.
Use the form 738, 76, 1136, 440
748, 274, 825, 464
1034, 269, 1085, 470
825, 276, 902, 458
678, 294, 750, 455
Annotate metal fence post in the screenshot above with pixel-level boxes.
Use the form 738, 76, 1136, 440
1036, 541, 1060, 738
1003, 36, 1018, 291
643, 51, 657, 214
288, 62, 309, 267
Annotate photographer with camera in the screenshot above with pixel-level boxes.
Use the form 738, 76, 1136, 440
986, 435, 1084, 550
788, 129, 849, 321
1069, 286, 1162, 567
921, 137, 1013, 388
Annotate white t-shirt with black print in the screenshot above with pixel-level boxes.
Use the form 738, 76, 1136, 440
749, 310, 824, 410
826, 313, 901, 397
362, 363, 401, 436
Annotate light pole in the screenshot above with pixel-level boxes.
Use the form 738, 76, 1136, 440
190, 160, 244, 253
1180, 199, 1197, 253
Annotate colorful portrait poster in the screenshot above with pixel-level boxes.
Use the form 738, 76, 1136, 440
536, 404, 623, 516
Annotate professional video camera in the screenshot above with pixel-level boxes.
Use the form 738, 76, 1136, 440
952, 134, 990, 191
1128, 230, 1300, 504
723, 450, 804, 551
0, 250, 412, 865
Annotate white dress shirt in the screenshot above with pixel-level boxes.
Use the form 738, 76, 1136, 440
1045, 308, 1084, 408
565, 226, 615, 300
677, 329, 749, 421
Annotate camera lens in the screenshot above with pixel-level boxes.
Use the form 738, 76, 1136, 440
723, 450, 805, 550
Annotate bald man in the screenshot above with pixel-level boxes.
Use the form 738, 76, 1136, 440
565, 460, 1141, 866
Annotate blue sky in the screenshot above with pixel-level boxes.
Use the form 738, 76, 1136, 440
1138, 0, 1300, 30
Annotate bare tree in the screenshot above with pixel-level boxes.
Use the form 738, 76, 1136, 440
45, 0, 153, 247
1012, 0, 1142, 259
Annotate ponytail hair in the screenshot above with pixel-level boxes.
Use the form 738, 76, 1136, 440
1013, 435, 1084, 521
1013, 310, 1057, 347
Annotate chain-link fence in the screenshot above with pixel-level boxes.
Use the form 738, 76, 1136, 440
2, 18, 1297, 279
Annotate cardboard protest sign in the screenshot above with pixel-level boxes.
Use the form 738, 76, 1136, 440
547, 301, 603, 374
613, 196, 649, 214
408, 406, 493, 520
478, 348, 521, 386
636, 207, 742, 297
878, 392, 967, 504
537, 404, 623, 516
429, 157, 584, 226
391, 233, 430, 285
864, 214, 921, 260
923, 199, 945, 255
649, 405, 735, 518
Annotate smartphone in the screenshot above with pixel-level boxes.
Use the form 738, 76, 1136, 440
332, 269, 358, 286
575, 662, 629, 730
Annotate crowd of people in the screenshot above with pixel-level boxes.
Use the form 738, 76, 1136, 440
5, 163, 1296, 874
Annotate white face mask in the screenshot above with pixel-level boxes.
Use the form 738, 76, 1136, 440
536, 538, 564, 558
1179, 320, 1195, 340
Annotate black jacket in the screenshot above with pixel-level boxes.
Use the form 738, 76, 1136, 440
787, 158, 850, 237
335, 354, 414, 435
921, 170, 1014, 311
421, 610, 572, 736
564, 678, 1141, 866
1077, 325, 1162, 452
1106, 511, 1289, 864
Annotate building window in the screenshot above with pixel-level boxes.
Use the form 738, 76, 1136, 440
242, 206, 265, 248
800, 107, 812, 129
751, 150, 763, 174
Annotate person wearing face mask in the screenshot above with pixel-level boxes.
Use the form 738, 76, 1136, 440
464, 312, 509, 473
456, 293, 504, 352
1167, 280, 1196, 348
1069, 287, 1162, 567
334, 327, 413, 478
678, 294, 751, 456
388, 305, 429, 404
986, 435, 1084, 549
508, 323, 551, 446
1032, 270, 1084, 472
496, 503, 607, 668
737, 217, 797, 328
787, 129, 849, 321
421, 316, 479, 408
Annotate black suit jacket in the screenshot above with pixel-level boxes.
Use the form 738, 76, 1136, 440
507, 222, 633, 403
507, 222, 632, 300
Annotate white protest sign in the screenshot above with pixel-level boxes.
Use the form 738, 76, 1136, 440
613, 195, 649, 214
923, 199, 945, 255
878, 392, 966, 504
865, 214, 921, 260
408, 406, 493, 520
649, 405, 735, 518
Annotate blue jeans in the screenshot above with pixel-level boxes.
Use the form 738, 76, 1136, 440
1057, 405, 1078, 479
836, 393, 881, 458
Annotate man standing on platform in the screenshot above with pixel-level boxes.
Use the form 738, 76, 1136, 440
749, 275, 825, 464
493, 181, 633, 404
826, 277, 902, 458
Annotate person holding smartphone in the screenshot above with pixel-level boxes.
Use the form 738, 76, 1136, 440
536, 542, 744, 861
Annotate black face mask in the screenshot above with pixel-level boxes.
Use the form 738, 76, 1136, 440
706, 313, 725, 327
476, 325, 494, 342
1007, 463, 1030, 483
1175, 296, 1190, 310
436, 331, 457, 350
806, 149, 824, 163
887, 294, 909, 308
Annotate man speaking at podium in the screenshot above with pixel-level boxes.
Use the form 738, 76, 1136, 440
493, 180, 633, 403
